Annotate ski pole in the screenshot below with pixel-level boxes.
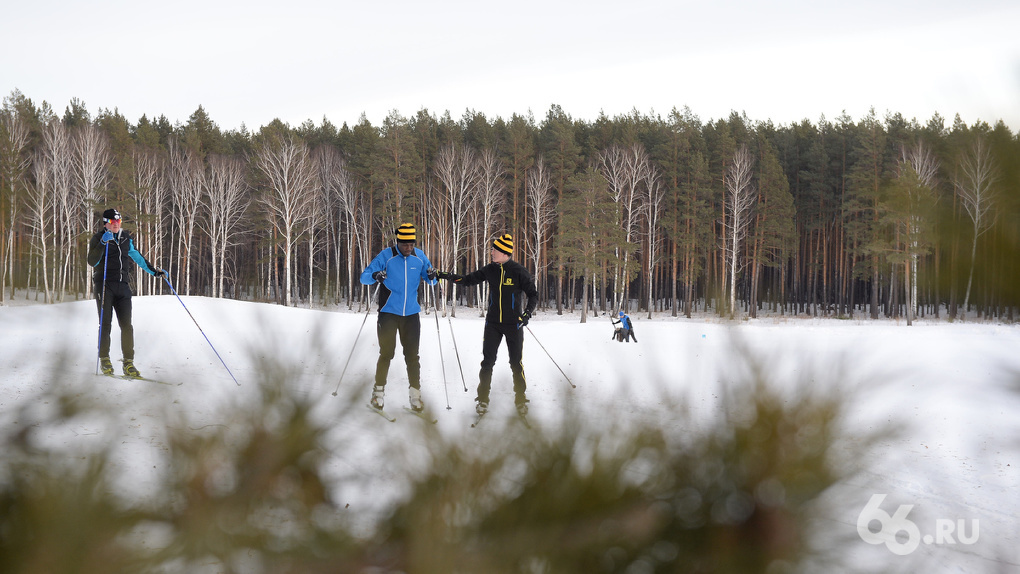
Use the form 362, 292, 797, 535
162, 274, 241, 387
430, 282, 451, 409
332, 283, 379, 396
525, 324, 576, 389
448, 317, 468, 392
444, 289, 468, 392
95, 240, 109, 375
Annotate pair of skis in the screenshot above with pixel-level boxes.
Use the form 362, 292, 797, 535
367, 404, 531, 429
366, 404, 438, 424
100, 372, 172, 385
471, 410, 531, 429
365, 405, 534, 428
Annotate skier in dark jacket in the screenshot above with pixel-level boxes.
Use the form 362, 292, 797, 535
436, 233, 538, 417
360, 223, 438, 413
87, 208, 164, 378
612, 311, 637, 343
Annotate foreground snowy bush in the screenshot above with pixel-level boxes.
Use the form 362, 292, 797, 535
0, 351, 863, 574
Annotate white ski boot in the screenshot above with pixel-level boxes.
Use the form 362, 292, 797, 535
409, 387, 425, 412
370, 385, 385, 410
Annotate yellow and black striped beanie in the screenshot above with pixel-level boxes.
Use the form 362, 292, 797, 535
493, 233, 513, 255
395, 223, 416, 243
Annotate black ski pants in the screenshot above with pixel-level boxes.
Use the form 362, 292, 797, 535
477, 321, 527, 405
375, 312, 421, 389
95, 280, 134, 360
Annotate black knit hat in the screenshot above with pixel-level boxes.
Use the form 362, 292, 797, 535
493, 233, 513, 255
102, 208, 121, 222
395, 223, 416, 243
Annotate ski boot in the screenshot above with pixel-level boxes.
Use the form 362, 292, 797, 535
515, 399, 529, 417
122, 359, 142, 379
409, 387, 425, 412
370, 385, 385, 410
100, 356, 115, 376
475, 400, 488, 416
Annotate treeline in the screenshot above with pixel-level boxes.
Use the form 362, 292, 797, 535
1, 89, 1018, 322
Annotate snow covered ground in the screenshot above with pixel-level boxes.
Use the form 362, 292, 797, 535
1, 295, 1018, 572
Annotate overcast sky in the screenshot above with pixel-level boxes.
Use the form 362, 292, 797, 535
3, 0, 1018, 132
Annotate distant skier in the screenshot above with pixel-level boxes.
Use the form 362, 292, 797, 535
612, 311, 637, 343
436, 233, 538, 417
360, 223, 438, 413
87, 208, 165, 378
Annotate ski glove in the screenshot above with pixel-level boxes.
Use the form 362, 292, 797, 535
426, 267, 438, 280
372, 270, 387, 282
154, 268, 167, 278
101, 230, 114, 244
435, 271, 462, 281
518, 311, 532, 328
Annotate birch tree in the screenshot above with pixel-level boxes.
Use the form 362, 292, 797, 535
424, 180, 452, 311
724, 145, 756, 317
204, 154, 250, 298
598, 145, 628, 309
477, 149, 508, 244
897, 142, 939, 324
434, 143, 481, 313
26, 149, 53, 302
598, 144, 646, 311
41, 120, 76, 300
526, 155, 555, 305
471, 148, 508, 312
132, 146, 168, 296
954, 135, 999, 315
329, 153, 362, 308
315, 145, 347, 305
641, 161, 665, 318
304, 180, 327, 307
0, 109, 30, 303
167, 139, 203, 296
72, 123, 109, 223
255, 133, 317, 307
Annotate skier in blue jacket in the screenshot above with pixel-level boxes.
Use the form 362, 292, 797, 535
360, 223, 438, 412
612, 311, 637, 343
87, 208, 165, 378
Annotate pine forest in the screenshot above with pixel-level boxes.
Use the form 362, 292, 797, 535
1, 89, 1018, 324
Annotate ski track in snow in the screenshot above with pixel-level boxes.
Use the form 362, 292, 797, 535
1, 297, 1018, 571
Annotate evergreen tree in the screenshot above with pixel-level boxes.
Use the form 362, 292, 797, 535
554, 167, 623, 322
184, 105, 226, 157
96, 108, 135, 209
844, 109, 887, 318
62, 97, 90, 128
370, 111, 422, 247
749, 138, 796, 317
496, 113, 536, 248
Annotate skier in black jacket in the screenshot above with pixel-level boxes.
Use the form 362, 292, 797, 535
437, 233, 538, 416
86, 208, 164, 378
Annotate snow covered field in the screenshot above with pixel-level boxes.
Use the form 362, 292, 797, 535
1, 296, 1018, 572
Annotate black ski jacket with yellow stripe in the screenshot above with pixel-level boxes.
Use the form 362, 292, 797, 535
454, 259, 538, 325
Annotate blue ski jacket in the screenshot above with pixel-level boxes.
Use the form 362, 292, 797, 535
360, 246, 437, 316
614, 314, 633, 330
